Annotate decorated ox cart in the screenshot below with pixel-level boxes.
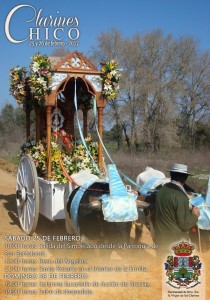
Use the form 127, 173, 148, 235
11, 51, 209, 249
10, 51, 139, 241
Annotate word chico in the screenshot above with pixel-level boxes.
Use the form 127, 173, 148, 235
5, 4, 80, 43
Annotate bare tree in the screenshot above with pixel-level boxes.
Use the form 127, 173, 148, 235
134, 31, 178, 152
89, 29, 125, 149
176, 46, 210, 149
89, 29, 210, 152
51, 47, 70, 57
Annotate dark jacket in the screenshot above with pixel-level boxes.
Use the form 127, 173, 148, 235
155, 182, 198, 247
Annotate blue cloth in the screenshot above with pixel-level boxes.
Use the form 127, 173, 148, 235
100, 164, 138, 222
139, 177, 159, 196
205, 175, 210, 207
70, 178, 97, 233
108, 164, 128, 197
190, 193, 210, 230
189, 175, 210, 230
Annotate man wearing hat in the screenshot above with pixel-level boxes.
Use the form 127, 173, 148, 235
155, 163, 200, 251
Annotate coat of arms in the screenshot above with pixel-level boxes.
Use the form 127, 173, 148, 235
164, 241, 202, 288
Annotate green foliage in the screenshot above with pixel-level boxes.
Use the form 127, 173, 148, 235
7, 156, 20, 165
20, 136, 99, 184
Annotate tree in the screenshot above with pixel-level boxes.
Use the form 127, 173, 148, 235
176, 46, 210, 149
0, 104, 27, 157
0, 104, 15, 135
119, 33, 144, 150
89, 29, 125, 149
89, 29, 210, 152
50, 47, 70, 57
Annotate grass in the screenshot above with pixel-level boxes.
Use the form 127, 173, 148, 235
0, 141, 209, 193
105, 148, 210, 193
7, 156, 20, 165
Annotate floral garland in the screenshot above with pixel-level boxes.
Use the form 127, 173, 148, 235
29, 53, 54, 103
100, 60, 122, 100
20, 136, 99, 184
9, 67, 28, 104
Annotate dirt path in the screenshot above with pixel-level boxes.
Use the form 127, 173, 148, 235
0, 168, 70, 237
0, 168, 160, 300
0, 167, 209, 299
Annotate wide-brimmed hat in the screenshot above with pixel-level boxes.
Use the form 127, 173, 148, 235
167, 163, 193, 176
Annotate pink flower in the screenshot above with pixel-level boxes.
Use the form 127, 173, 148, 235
38, 70, 49, 76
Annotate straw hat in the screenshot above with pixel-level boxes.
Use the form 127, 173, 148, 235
167, 163, 193, 176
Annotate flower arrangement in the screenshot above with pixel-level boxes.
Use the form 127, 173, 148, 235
29, 53, 54, 103
20, 136, 99, 184
70, 136, 98, 175
9, 67, 28, 104
100, 60, 122, 100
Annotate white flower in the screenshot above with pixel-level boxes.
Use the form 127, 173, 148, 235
37, 77, 47, 89
32, 62, 40, 72
51, 141, 57, 148
104, 84, 112, 91
37, 77, 44, 84
110, 70, 117, 76
34, 153, 39, 159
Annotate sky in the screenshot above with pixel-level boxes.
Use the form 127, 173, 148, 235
0, 0, 210, 109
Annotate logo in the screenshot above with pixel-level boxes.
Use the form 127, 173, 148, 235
164, 241, 202, 288
5, 5, 80, 46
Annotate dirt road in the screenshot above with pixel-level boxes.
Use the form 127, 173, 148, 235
0, 167, 209, 299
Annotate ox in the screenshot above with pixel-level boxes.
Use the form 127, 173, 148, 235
64, 166, 137, 245
135, 167, 169, 242
136, 166, 166, 187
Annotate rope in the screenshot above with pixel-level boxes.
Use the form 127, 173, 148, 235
58, 152, 109, 193
73, 78, 107, 181
56, 78, 137, 193
93, 96, 141, 189
52, 82, 92, 189
56, 77, 109, 193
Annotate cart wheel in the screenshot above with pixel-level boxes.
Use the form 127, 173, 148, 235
16, 154, 39, 235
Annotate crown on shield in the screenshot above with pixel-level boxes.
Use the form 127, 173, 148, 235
171, 241, 195, 256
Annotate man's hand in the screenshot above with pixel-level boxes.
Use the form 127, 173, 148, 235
192, 206, 200, 217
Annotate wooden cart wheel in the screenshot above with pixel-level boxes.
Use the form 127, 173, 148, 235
16, 154, 39, 235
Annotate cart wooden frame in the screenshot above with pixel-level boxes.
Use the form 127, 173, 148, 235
15, 51, 107, 234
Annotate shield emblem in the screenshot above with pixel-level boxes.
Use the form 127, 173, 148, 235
164, 242, 202, 288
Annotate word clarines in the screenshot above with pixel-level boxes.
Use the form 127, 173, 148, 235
5, 4, 80, 43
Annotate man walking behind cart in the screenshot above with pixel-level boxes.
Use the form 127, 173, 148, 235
155, 163, 200, 252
